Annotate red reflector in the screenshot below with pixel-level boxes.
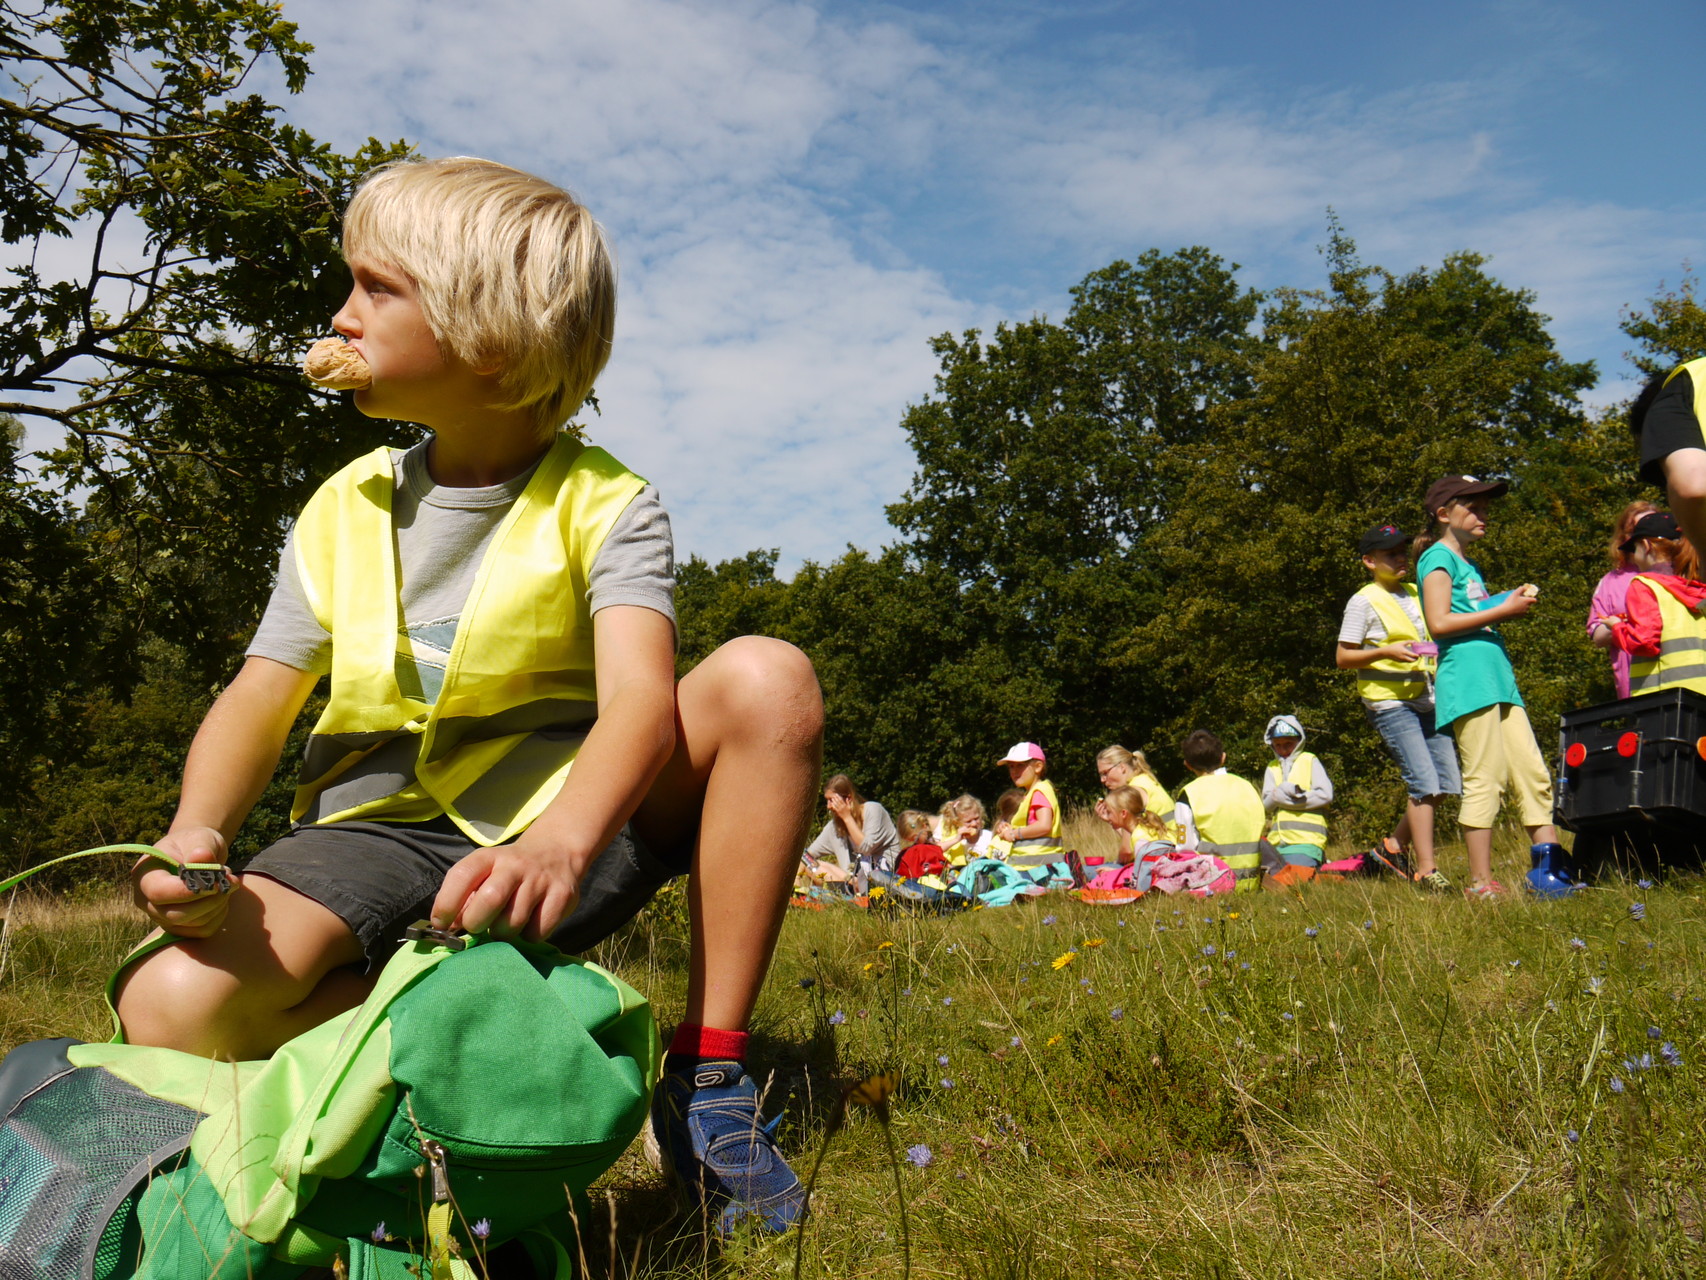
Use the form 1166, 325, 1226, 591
1617, 732, 1640, 758
1697, 737, 1706, 763
1565, 742, 1587, 768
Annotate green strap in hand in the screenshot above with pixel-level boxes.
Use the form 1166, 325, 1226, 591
0, 843, 229, 896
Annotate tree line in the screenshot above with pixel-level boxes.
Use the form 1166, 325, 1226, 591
2, 0, 1704, 882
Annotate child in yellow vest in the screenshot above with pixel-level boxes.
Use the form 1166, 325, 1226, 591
117, 158, 820, 1235
1336, 523, 1457, 891
992, 742, 1067, 874
1176, 729, 1267, 893
1260, 716, 1333, 875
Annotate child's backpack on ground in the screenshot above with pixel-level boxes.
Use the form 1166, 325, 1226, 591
0, 931, 659, 1279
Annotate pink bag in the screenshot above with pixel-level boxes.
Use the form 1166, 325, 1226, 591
1150, 851, 1235, 896
1087, 863, 1137, 891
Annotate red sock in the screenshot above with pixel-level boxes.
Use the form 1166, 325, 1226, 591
667, 1023, 749, 1070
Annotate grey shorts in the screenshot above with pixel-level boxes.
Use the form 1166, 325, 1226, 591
241, 815, 692, 966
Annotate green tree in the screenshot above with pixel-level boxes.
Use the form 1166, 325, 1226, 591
0, 0, 411, 683
1620, 270, 1706, 375
1128, 228, 1615, 837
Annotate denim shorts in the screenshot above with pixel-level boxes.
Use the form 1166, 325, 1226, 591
1365, 699, 1462, 800
242, 815, 692, 967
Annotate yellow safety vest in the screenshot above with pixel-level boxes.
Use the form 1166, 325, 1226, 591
1663, 357, 1706, 431
1182, 772, 1266, 893
289, 434, 647, 845
1628, 575, 1706, 698
1352, 582, 1434, 701
1007, 778, 1065, 867
1130, 771, 1184, 843
1264, 751, 1327, 850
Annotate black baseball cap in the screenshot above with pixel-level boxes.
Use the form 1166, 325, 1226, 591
1619, 510, 1680, 551
1423, 475, 1509, 516
1358, 524, 1408, 554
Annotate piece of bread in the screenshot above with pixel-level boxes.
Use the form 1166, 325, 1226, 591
1520, 584, 1540, 599
302, 337, 372, 390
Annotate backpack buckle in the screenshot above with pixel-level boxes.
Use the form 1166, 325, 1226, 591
402, 921, 468, 952
177, 864, 233, 895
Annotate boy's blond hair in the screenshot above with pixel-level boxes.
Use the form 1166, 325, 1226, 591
343, 157, 616, 438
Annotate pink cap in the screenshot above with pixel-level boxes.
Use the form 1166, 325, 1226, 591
996, 741, 1046, 765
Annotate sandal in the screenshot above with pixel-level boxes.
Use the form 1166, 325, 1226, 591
1463, 879, 1507, 901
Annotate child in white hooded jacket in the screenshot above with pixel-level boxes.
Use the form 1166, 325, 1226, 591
1260, 715, 1334, 867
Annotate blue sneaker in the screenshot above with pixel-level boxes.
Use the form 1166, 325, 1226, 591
650, 1060, 805, 1235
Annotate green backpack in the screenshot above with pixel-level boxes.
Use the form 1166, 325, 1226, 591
0, 928, 660, 1279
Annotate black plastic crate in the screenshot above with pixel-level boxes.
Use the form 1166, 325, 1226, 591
1556, 688, 1706, 832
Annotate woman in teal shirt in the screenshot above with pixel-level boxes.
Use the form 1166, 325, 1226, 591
1415, 475, 1570, 900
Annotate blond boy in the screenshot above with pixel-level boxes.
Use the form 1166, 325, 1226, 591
116, 158, 822, 1235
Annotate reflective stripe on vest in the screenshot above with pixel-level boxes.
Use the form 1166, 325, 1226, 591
290, 435, 647, 845
1009, 778, 1063, 862
1266, 752, 1328, 850
1183, 772, 1265, 892
1628, 574, 1706, 698
1352, 582, 1434, 701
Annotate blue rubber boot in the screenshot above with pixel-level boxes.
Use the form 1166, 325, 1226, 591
1526, 842, 1583, 898
650, 1061, 805, 1235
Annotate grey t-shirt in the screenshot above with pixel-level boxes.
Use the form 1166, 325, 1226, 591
249, 438, 676, 696
1338, 589, 1434, 711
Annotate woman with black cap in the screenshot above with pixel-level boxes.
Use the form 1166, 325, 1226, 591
1336, 523, 1458, 892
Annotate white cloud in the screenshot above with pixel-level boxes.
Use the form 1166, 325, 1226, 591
247, 0, 1706, 562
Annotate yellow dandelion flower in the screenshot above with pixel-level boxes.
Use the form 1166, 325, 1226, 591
1051, 951, 1077, 970
862, 962, 876, 971
877, 941, 895, 950
1046, 1034, 1063, 1046
1081, 938, 1105, 948
1228, 912, 1241, 920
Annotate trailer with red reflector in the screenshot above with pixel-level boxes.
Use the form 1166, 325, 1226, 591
1556, 688, 1706, 873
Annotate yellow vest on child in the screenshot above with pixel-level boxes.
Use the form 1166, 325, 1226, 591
1263, 751, 1328, 850
1007, 778, 1065, 867
289, 433, 646, 845
1181, 771, 1265, 893
1351, 582, 1434, 702
1628, 574, 1706, 698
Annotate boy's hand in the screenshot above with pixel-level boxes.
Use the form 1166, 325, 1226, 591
1381, 642, 1419, 663
431, 839, 583, 942
133, 826, 233, 938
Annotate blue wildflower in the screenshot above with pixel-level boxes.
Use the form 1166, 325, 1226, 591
1110, 1006, 1124, 1021
1648, 1026, 1663, 1039
1042, 915, 1058, 926
828, 1010, 846, 1026
1282, 1012, 1295, 1022
1240, 962, 1250, 970
1630, 902, 1647, 921
1010, 1036, 1022, 1047
1363, 920, 1375, 931
1117, 919, 1128, 927
1566, 1129, 1579, 1144
940, 1078, 955, 1089
1203, 945, 1216, 957
1609, 1077, 1625, 1094
942, 997, 953, 1006
905, 1144, 933, 1168
1661, 1042, 1683, 1066
371, 1222, 388, 1244
798, 977, 815, 989
1509, 959, 1521, 968
937, 1054, 950, 1066
902, 987, 913, 996
1569, 938, 1587, 950
1587, 977, 1605, 994
1305, 927, 1319, 939
1637, 879, 1654, 890
471, 1219, 491, 1240
1227, 950, 1237, 958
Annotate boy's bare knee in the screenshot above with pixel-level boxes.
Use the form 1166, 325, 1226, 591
116, 944, 244, 1054
702, 636, 823, 745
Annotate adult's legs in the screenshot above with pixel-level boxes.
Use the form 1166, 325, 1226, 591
631, 636, 824, 1034
114, 875, 370, 1060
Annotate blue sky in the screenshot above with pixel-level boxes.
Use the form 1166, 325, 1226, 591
250, 0, 1705, 567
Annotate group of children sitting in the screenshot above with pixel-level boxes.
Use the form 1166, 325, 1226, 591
797, 725, 1377, 908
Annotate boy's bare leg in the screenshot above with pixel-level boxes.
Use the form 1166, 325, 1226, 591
115, 876, 371, 1060
632, 636, 823, 1033
630, 635, 822, 1235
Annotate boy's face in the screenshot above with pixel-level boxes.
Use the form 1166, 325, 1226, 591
1272, 735, 1300, 758
333, 258, 481, 426
1362, 548, 1408, 583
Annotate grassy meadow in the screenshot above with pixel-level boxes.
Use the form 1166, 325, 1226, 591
2, 817, 1702, 1278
